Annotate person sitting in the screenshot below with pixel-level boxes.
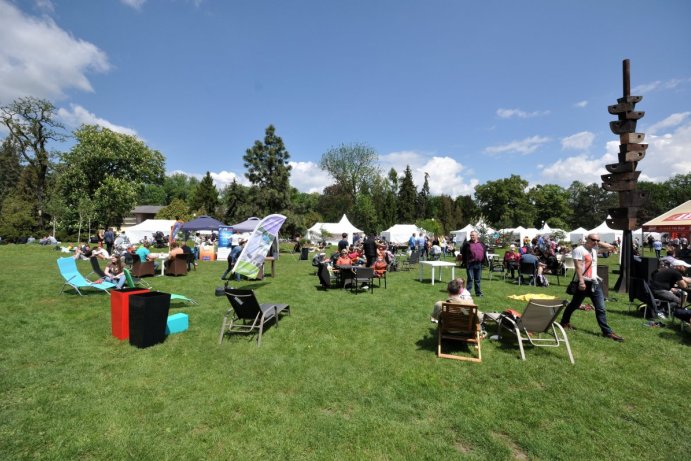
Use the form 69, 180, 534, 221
650, 259, 690, 318
373, 256, 388, 278
503, 244, 520, 278
336, 249, 353, 267
73, 243, 92, 260
429, 243, 442, 260
135, 242, 159, 272
519, 248, 545, 284
104, 255, 126, 289
430, 278, 476, 323
348, 246, 364, 266
90, 246, 110, 260
165, 241, 184, 270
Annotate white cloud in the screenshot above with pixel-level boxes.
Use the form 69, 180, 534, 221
34, 0, 55, 13
646, 112, 690, 136
288, 161, 334, 193
496, 108, 550, 119
120, 0, 146, 10
561, 131, 595, 151
574, 100, 588, 108
380, 151, 478, 197
485, 136, 550, 155
168, 169, 250, 191
0, 0, 110, 103
539, 116, 691, 186
57, 104, 138, 136
632, 78, 690, 94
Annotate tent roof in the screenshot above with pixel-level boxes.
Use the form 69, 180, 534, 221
124, 219, 176, 243
180, 215, 227, 231
642, 200, 691, 232
230, 217, 261, 233
569, 227, 587, 233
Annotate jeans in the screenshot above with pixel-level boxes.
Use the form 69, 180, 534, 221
106, 275, 125, 289
466, 261, 483, 296
560, 282, 612, 334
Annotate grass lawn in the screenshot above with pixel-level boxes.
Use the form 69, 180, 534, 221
1, 244, 689, 460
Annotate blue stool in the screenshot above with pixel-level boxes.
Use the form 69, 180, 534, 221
166, 313, 189, 335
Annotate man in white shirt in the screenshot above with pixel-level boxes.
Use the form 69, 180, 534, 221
559, 233, 624, 342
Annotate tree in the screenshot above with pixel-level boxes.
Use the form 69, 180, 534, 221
163, 173, 199, 204
138, 184, 167, 205
319, 142, 380, 203
474, 174, 535, 228
243, 125, 292, 213
0, 97, 65, 227
156, 198, 193, 221
417, 172, 430, 220
455, 195, 479, 227
317, 183, 353, 222
528, 184, 572, 228
566, 181, 617, 229
57, 125, 165, 228
0, 138, 23, 215
352, 186, 378, 234
0, 193, 38, 242
397, 165, 417, 223
221, 179, 252, 225
190, 172, 219, 217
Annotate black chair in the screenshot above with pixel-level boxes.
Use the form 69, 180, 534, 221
351, 267, 374, 294
518, 261, 537, 286
219, 288, 290, 346
87, 256, 107, 280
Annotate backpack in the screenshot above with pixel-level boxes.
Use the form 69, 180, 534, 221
536, 274, 549, 287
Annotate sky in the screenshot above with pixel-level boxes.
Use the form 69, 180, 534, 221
1, 0, 690, 197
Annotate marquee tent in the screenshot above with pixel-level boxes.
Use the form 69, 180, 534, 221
305, 214, 363, 245
642, 200, 691, 238
588, 220, 623, 245
124, 219, 176, 244
569, 227, 588, 244
380, 224, 426, 245
230, 217, 261, 233
180, 215, 228, 232
452, 221, 497, 244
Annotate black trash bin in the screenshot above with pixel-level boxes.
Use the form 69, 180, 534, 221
300, 247, 309, 260
597, 265, 609, 299
128, 291, 171, 348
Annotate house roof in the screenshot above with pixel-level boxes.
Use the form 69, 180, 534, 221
132, 205, 164, 214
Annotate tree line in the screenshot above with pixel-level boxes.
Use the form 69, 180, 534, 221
1, 97, 689, 242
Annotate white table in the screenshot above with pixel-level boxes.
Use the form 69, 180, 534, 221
418, 260, 456, 286
151, 253, 168, 276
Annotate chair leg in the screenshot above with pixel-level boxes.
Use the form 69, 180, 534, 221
515, 328, 526, 361
553, 322, 575, 364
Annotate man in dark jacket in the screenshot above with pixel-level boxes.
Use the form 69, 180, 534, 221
363, 233, 378, 267
460, 231, 487, 297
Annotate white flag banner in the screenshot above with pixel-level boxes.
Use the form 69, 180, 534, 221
232, 214, 286, 279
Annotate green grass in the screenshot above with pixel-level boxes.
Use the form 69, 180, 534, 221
1, 245, 689, 460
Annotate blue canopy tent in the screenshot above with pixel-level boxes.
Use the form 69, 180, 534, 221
180, 215, 228, 232
230, 217, 261, 233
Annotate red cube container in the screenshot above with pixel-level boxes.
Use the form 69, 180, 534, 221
110, 288, 149, 340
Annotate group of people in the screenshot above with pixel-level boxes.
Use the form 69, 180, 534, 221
407, 233, 453, 260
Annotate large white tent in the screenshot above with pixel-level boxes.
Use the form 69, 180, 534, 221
588, 221, 623, 244
124, 219, 176, 244
569, 227, 588, 244
380, 224, 425, 245
305, 214, 363, 245
451, 221, 496, 244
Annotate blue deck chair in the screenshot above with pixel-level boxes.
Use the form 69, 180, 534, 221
57, 257, 116, 295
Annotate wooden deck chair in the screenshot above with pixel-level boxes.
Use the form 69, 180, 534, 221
496, 299, 574, 364
219, 288, 290, 346
57, 257, 115, 295
437, 301, 482, 362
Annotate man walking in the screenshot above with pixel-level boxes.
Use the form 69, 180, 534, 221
460, 231, 487, 297
559, 233, 624, 341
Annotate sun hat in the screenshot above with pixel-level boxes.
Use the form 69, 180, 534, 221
672, 259, 691, 268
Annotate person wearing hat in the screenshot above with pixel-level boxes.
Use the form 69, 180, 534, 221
221, 238, 246, 281
650, 259, 691, 317
503, 244, 520, 279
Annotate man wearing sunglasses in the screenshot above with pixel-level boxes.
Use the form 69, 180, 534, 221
560, 233, 624, 342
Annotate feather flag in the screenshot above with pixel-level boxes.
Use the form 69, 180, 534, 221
232, 214, 286, 279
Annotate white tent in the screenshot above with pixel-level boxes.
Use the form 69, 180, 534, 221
305, 214, 363, 245
451, 224, 475, 244
569, 227, 587, 244
123, 219, 176, 244
380, 224, 425, 245
588, 221, 623, 245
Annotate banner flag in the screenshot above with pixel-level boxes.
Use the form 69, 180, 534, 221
233, 214, 286, 278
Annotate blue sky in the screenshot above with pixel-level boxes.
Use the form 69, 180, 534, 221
1, 0, 690, 196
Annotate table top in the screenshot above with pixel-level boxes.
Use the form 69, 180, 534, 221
419, 260, 456, 268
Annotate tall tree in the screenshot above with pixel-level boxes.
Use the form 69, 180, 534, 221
474, 174, 535, 228
243, 124, 292, 213
221, 179, 251, 225
566, 181, 617, 229
163, 173, 199, 204
417, 172, 430, 220
0, 97, 65, 227
455, 195, 479, 227
58, 125, 165, 228
397, 165, 417, 223
190, 172, 219, 217
528, 184, 572, 228
0, 138, 23, 215
319, 142, 380, 204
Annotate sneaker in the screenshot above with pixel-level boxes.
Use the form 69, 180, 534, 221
430, 317, 438, 324
476, 293, 484, 297
656, 312, 667, 320
560, 322, 577, 330
604, 332, 624, 342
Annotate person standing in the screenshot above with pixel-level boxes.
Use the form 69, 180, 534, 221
338, 233, 349, 253
559, 233, 624, 341
103, 227, 115, 255
653, 239, 663, 259
408, 233, 417, 253
460, 231, 488, 297
363, 233, 378, 267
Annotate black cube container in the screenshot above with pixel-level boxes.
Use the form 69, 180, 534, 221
300, 247, 309, 260
128, 291, 171, 348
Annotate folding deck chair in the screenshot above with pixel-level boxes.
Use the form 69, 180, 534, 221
437, 301, 482, 362
57, 257, 116, 295
495, 299, 574, 364
219, 288, 290, 346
